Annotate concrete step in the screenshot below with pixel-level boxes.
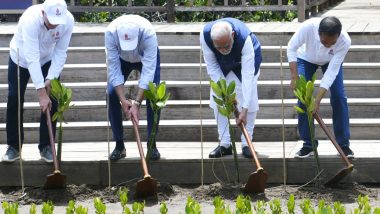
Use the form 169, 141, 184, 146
1, 140, 379, 186
1, 31, 380, 47
1, 98, 379, 122
2, 62, 379, 84
1, 45, 379, 64
1, 80, 379, 102
0, 118, 379, 143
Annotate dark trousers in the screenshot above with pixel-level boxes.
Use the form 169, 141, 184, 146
297, 58, 350, 148
6, 57, 58, 151
107, 52, 161, 146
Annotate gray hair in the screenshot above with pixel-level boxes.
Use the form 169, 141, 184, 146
210, 21, 233, 41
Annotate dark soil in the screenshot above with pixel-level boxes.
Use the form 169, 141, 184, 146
0, 182, 378, 206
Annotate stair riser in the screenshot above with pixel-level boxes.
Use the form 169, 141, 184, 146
0, 103, 377, 122
1, 66, 379, 84
0, 84, 379, 102
0, 124, 377, 143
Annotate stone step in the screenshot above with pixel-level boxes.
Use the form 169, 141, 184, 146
1, 98, 379, 122
0, 118, 379, 143
1, 31, 380, 47
1, 62, 380, 84
0, 140, 379, 186
1, 80, 379, 102
1, 45, 379, 64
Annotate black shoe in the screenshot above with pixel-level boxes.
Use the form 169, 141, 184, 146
110, 148, 126, 161
242, 146, 253, 159
295, 147, 314, 158
209, 145, 232, 158
341, 146, 354, 159
148, 147, 161, 161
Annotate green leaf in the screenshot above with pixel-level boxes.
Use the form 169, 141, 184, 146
156, 102, 166, 108
213, 95, 224, 106
144, 90, 155, 101
148, 82, 158, 99
227, 81, 236, 95
217, 106, 229, 117
294, 106, 305, 114
210, 81, 223, 98
218, 79, 227, 96
157, 82, 166, 99
52, 113, 59, 122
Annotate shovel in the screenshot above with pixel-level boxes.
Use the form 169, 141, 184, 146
131, 116, 158, 198
44, 112, 67, 189
313, 112, 354, 187
234, 106, 268, 193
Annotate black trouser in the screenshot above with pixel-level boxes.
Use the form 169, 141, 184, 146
6, 57, 58, 151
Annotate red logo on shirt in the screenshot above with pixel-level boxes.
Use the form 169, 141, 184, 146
56, 8, 61, 16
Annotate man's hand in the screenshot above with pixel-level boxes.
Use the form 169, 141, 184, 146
44, 79, 51, 96
290, 76, 299, 90
120, 99, 132, 118
313, 88, 327, 114
38, 88, 51, 114
129, 101, 141, 125
236, 108, 248, 126
289, 61, 299, 90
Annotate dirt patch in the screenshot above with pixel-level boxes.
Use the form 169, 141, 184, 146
0, 182, 378, 207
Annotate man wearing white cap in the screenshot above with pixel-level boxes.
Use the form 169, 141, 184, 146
2, 0, 74, 163
105, 15, 161, 161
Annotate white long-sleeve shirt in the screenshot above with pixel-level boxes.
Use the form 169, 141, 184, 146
287, 18, 351, 90
105, 15, 158, 90
200, 30, 259, 112
9, 4, 74, 89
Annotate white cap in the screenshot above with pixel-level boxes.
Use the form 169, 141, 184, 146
43, 0, 68, 25
117, 22, 139, 51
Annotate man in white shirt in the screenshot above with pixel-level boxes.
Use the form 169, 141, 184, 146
105, 15, 161, 161
2, 0, 74, 163
287, 16, 354, 158
200, 18, 262, 159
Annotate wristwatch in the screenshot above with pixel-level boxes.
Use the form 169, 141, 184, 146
132, 99, 141, 108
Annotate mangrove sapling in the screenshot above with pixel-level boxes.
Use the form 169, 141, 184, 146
253, 200, 266, 214
2, 201, 19, 214
316, 200, 333, 214
333, 201, 345, 214
185, 196, 201, 214
131, 201, 145, 214
270, 198, 282, 214
29, 203, 36, 214
143, 81, 170, 163
287, 194, 295, 214
75, 205, 88, 214
293, 74, 322, 186
300, 199, 315, 214
94, 197, 106, 214
49, 79, 73, 165
213, 196, 233, 214
210, 79, 240, 182
374, 208, 380, 214
66, 200, 76, 214
118, 187, 129, 210
354, 195, 372, 214
235, 195, 252, 214
160, 201, 168, 214
41, 201, 54, 214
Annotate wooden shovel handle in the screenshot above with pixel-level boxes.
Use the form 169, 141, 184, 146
313, 112, 352, 167
233, 104, 263, 169
131, 117, 150, 177
46, 112, 60, 172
